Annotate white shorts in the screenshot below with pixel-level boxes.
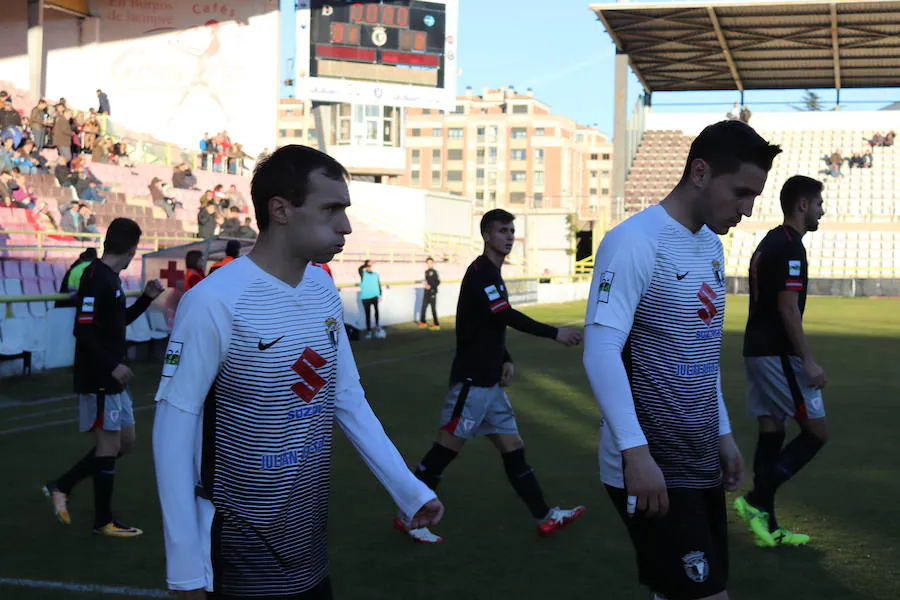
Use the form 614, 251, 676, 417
438, 381, 519, 440
78, 390, 135, 432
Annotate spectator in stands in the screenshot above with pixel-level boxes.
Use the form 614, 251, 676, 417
209, 239, 241, 274
220, 206, 243, 237
82, 109, 100, 151
727, 102, 740, 120
34, 201, 60, 231
54, 107, 74, 163
10, 169, 37, 207
199, 132, 210, 170
885, 130, 895, 147
198, 199, 220, 239
740, 105, 752, 123
172, 162, 197, 189
13, 141, 41, 174
149, 177, 180, 218
56, 247, 98, 307
0, 137, 15, 170
55, 157, 77, 187
60, 200, 80, 233
238, 216, 257, 239
212, 184, 229, 209
0, 98, 22, 130
97, 89, 111, 115
227, 183, 246, 210
92, 135, 112, 163
360, 261, 384, 339
79, 203, 99, 235
111, 139, 132, 166
184, 250, 206, 291
72, 162, 106, 202
0, 170, 12, 206
863, 149, 873, 168
29, 99, 50, 151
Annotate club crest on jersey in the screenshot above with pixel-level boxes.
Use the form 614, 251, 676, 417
682, 551, 709, 583
325, 317, 339, 348
711, 260, 724, 287
788, 260, 801, 277
597, 271, 614, 303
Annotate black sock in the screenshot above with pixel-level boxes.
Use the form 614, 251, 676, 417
751, 431, 824, 530
54, 447, 96, 495
746, 431, 785, 511
92, 455, 117, 528
502, 449, 550, 520
413, 443, 458, 491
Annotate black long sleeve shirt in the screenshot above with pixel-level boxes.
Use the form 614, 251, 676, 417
424, 267, 440, 293
449, 255, 557, 386
73, 260, 152, 394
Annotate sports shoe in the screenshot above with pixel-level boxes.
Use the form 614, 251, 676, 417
429, 325, 441, 331
93, 521, 144, 538
392, 516, 442, 544
364, 330, 374, 339
417, 322, 428, 329
757, 527, 810, 548
42, 483, 71, 525
375, 328, 387, 339
733, 496, 776, 548
537, 505, 586, 537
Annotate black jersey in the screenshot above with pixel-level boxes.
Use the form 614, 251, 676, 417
449, 255, 557, 386
743, 225, 809, 357
73, 259, 152, 394
424, 267, 440, 293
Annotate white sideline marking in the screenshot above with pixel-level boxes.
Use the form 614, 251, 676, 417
0, 577, 169, 598
0, 394, 76, 409
0, 320, 580, 435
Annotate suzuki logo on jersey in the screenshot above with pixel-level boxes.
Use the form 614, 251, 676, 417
697, 282, 718, 327
291, 348, 328, 403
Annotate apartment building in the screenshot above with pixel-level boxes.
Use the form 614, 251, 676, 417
398, 87, 613, 220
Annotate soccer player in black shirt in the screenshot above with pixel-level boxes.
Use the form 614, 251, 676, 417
43, 218, 164, 537
735, 175, 828, 548
418, 256, 440, 330
396, 209, 585, 543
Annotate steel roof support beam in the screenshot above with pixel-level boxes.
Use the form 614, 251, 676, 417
830, 3, 842, 96
707, 6, 743, 92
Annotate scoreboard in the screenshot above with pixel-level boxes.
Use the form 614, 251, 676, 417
296, 0, 458, 109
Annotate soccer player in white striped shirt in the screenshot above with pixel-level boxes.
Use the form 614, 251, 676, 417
583, 121, 781, 600
152, 146, 443, 599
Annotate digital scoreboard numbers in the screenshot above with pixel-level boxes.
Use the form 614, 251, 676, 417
309, 1, 447, 87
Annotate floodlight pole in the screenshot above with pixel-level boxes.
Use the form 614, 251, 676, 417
602, 49, 630, 254
27, 0, 47, 100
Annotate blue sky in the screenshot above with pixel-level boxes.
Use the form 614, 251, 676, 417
456, 0, 900, 136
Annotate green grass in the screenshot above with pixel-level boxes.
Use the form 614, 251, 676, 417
1, 296, 899, 599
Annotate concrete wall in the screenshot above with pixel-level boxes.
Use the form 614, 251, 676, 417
0, 0, 279, 155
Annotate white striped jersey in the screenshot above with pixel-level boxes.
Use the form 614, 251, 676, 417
586, 205, 727, 489
153, 257, 434, 596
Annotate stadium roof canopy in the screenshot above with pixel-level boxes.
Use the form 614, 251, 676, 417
590, 0, 900, 93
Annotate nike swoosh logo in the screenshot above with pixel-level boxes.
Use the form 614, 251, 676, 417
676, 272, 689, 280
258, 336, 284, 351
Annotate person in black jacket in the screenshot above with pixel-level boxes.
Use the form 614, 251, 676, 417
418, 256, 441, 330
43, 218, 164, 537
395, 209, 585, 544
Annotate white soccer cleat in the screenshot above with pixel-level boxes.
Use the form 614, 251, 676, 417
375, 327, 387, 339
537, 505, 586, 537
393, 516, 443, 544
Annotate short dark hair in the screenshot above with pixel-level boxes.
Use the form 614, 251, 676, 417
251, 145, 349, 232
480, 209, 515, 235
186, 250, 204, 271
225, 239, 241, 258
230, 206, 240, 213
103, 218, 141, 254
780, 175, 823, 214
80, 247, 98, 261
680, 120, 781, 182
426, 256, 434, 262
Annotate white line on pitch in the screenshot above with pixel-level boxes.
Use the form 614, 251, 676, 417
0, 394, 76, 409
0, 577, 169, 598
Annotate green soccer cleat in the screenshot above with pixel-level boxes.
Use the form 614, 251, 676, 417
733, 496, 776, 548
757, 527, 810, 547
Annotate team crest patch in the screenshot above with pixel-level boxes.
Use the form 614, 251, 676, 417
484, 285, 501, 301
597, 271, 614, 303
81, 297, 95, 313
788, 260, 801, 277
711, 260, 724, 286
682, 551, 709, 583
325, 317, 339, 348
162, 341, 183, 378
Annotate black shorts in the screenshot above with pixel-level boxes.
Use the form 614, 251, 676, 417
606, 485, 728, 600
209, 577, 333, 600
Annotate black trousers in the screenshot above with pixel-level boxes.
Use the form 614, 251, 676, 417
362, 298, 379, 331
419, 291, 438, 325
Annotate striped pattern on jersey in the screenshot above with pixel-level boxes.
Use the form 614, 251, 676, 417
202, 275, 342, 596
627, 224, 726, 489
